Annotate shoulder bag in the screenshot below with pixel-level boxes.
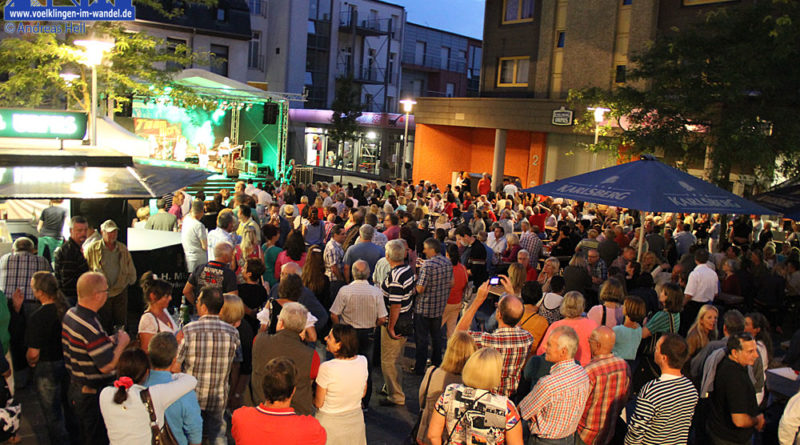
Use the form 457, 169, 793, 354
140, 388, 179, 445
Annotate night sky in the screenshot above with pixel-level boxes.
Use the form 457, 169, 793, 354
392, 0, 485, 39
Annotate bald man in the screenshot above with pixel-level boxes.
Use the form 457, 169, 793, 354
183, 241, 238, 305
576, 326, 631, 445
62, 272, 130, 445
456, 281, 534, 397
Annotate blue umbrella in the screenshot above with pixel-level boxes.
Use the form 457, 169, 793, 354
751, 180, 800, 220
521, 155, 774, 215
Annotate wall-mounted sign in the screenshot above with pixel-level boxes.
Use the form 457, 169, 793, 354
552, 107, 574, 126
0, 109, 87, 140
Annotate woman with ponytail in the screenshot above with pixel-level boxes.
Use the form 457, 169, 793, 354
137, 271, 181, 351
100, 349, 197, 444
25, 271, 74, 444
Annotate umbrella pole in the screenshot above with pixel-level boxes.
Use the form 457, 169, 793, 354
637, 210, 646, 262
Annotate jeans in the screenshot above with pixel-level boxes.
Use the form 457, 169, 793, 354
34, 361, 74, 444
380, 326, 407, 404
356, 328, 375, 407
527, 434, 576, 445
68, 382, 108, 445
414, 315, 443, 373
201, 409, 227, 445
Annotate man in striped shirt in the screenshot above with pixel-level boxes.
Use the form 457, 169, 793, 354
519, 325, 591, 444
62, 272, 130, 445
577, 326, 630, 445
625, 334, 698, 445
379, 240, 415, 406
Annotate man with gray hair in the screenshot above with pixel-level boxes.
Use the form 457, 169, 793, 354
247, 302, 320, 415
342, 224, 385, 282
0, 236, 52, 303
183, 241, 238, 305
378, 240, 415, 406
330, 259, 387, 408
207, 211, 238, 261
181, 200, 208, 272
519, 325, 591, 444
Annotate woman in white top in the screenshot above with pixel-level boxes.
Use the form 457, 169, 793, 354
137, 272, 181, 351
314, 324, 368, 445
99, 349, 197, 445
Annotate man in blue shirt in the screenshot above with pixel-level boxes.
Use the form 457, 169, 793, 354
343, 224, 385, 282
146, 332, 203, 445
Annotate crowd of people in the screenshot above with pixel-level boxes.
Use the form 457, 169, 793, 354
2, 174, 800, 444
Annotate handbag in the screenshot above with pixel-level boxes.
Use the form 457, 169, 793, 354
633, 312, 676, 393
407, 366, 437, 445
140, 388, 179, 445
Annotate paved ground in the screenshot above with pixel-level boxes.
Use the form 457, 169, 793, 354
12, 341, 424, 444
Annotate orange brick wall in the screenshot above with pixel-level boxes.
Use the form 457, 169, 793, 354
413, 124, 547, 190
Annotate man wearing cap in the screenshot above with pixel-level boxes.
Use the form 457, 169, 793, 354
85, 220, 137, 333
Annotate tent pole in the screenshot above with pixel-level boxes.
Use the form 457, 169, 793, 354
637, 210, 646, 262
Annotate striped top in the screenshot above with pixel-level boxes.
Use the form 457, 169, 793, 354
381, 265, 415, 314
330, 280, 388, 329
625, 374, 698, 445
62, 305, 115, 388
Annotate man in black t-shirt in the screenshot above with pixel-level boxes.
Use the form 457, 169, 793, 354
182, 241, 238, 305
708, 333, 764, 445
454, 226, 487, 286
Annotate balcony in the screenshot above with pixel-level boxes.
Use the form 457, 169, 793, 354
402, 56, 467, 73
338, 10, 391, 36
354, 67, 386, 84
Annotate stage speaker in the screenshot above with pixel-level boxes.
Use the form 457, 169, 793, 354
263, 102, 279, 125
249, 142, 262, 163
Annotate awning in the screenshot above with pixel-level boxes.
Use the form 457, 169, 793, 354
0, 150, 212, 199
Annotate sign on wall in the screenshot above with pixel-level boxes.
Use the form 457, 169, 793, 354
551, 107, 574, 126
0, 109, 87, 139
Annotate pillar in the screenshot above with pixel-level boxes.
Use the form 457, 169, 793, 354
491, 129, 507, 193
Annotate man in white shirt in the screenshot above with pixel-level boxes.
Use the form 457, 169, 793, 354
182, 201, 208, 272
502, 178, 518, 196
681, 248, 718, 336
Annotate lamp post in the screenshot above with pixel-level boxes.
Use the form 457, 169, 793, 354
399, 99, 416, 181
588, 106, 610, 171
75, 39, 114, 146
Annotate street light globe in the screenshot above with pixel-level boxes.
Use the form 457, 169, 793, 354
74, 39, 115, 66
59, 72, 80, 85
590, 107, 610, 124
400, 99, 416, 114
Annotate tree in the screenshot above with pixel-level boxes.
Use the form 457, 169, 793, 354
568, 0, 800, 186
328, 75, 363, 148
0, 14, 217, 115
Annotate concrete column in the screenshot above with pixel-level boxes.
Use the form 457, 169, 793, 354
491, 129, 507, 193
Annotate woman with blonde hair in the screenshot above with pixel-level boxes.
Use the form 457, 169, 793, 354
501, 233, 521, 263
416, 332, 477, 444
686, 304, 719, 357
586, 277, 625, 327
426, 348, 523, 445
233, 227, 262, 283
538, 257, 561, 293
535, 291, 599, 366
220, 294, 253, 410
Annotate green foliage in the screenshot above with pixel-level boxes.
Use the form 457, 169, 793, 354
0, 21, 216, 113
328, 75, 363, 145
568, 0, 800, 184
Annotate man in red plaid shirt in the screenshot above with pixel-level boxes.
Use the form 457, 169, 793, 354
577, 326, 631, 445
456, 281, 534, 397
519, 325, 591, 444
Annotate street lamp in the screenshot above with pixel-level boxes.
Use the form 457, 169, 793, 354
399, 99, 416, 180
588, 106, 610, 171
75, 39, 114, 146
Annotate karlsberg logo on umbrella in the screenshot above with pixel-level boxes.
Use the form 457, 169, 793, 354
678, 181, 696, 192
665, 180, 738, 208
600, 176, 619, 185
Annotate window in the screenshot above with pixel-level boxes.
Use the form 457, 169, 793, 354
440, 46, 450, 70
615, 65, 627, 83
166, 38, 186, 71
503, 0, 534, 24
556, 31, 565, 48
210, 44, 229, 77
248, 0, 261, 16
216, 8, 227, 21
414, 41, 426, 65
248, 32, 261, 70
446, 83, 455, 97
497, 57, 529, 87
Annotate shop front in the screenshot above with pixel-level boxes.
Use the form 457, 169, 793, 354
290, 109, 414, 179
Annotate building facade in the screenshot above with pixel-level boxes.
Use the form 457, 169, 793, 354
401, 23, 481, 100
413, 0, 755, 190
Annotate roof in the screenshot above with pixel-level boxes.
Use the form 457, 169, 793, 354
406, 22, 483, 42
173, 69, 302, 103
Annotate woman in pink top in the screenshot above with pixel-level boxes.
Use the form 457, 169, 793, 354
273, 231, 307, 279
535, 291, 598, 366
586, 277, 625, 327
442, 244, 468, 339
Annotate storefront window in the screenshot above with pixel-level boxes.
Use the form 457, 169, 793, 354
303, 127, 391, 176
